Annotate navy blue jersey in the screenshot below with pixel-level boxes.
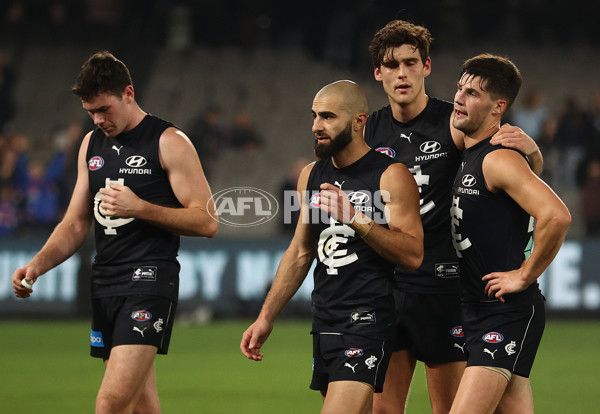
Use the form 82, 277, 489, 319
365, 98, 462, 293
306, 150, 397, 339
86, 115, 183, 302
450, 138, 543, 306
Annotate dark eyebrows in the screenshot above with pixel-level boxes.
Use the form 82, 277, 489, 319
86, 105, 110, 114
313, 110, 337, 118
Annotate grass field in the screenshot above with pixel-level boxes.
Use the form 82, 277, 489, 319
1, 319, 599, 413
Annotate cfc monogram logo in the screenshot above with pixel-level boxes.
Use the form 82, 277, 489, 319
94, 178, 134, 235
318, 218, 358, 275
450, 196, 471, 257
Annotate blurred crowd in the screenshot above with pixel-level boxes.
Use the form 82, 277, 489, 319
506, 87, 600, 237
1, 1, 600, 238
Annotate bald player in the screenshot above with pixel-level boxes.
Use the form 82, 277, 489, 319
241, 80, 424, 414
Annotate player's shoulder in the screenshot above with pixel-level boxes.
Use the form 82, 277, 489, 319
424, 97, 453, 119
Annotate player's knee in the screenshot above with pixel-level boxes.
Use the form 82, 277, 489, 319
96, 389, 131, 414
373, 395, 405, 414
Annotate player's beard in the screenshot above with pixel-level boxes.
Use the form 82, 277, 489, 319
314, 123, 353, 159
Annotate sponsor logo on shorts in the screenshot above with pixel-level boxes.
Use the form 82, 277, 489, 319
131, 310, 152, 321
90, 330, 104, 347
350, 311, 376, 325
88, 156, 104, 171
454, 343, 465, 353
133, 326, 148, 337
484, 348, 498, 359
375, 147, 396, 158
344, 363, 358, 373
450, 326, 464, 337
482, 332, 504, 343
132, 266, 157, 282
344, 348, 364, 358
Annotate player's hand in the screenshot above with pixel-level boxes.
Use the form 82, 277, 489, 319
319, 183, 356, 224
12, 266, 38, 299
482, 269, 529, 303
490, 123, 539, 156
240, 318, 273, 361
99, 182, 144, 218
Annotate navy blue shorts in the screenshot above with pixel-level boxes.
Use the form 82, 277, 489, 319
310, 333, 393, 393
462, 302, 545, 378
90, 295, 177, 359
392, 290, 467, 363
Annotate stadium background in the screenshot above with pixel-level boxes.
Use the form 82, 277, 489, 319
0, 1, 599, 412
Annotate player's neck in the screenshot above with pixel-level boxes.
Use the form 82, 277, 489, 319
123, 106, 148, 133
331, 139, 370, 169
390, 93, 429, 123
464, 122, 500, 148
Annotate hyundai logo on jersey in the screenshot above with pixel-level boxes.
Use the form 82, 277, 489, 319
125, 155, 148, 167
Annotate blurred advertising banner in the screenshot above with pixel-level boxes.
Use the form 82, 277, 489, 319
1, 238, 599, 317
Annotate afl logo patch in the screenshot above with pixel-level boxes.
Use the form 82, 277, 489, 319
131, 310, 152, 321
483, 332, 504, 343
310, 193, 321, 208
375, 147, 396, 158
344, 348, 364, 358
88, 156, 104, 171
450, 326, 464, 337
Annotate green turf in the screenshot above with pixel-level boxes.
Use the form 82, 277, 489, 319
0, 319, 598, 413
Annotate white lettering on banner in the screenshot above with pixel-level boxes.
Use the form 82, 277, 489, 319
178, 252, 198, 301
0, 251, 78, 301
545, 242, 582, 309
234, 250, 314, 301
196, 251, 228, 300
178, 251, 229, 300
236, 251, 278, 300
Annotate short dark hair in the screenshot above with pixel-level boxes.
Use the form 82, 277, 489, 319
461, 54, 522, 111
71, 51, 133, 101
368, 20, 433, 68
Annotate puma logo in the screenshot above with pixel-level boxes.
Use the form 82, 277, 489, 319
334, 181, 345, 189
133, 326, 148, 337
400, 132, 413, 143
112, 145, 123, 155
454, 343, 465, 353
484, 348, 498, 359
344, 362, 358, 373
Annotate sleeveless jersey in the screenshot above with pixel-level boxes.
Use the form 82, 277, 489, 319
306, 150, 397, 339
86, 115, 182, 302
450, 138, 543, 307
365, 98, 462, 294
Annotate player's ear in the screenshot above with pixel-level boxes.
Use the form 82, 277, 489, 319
492, 99, 507, 116
354, 113, 368, 131
374, 67, 383, 82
